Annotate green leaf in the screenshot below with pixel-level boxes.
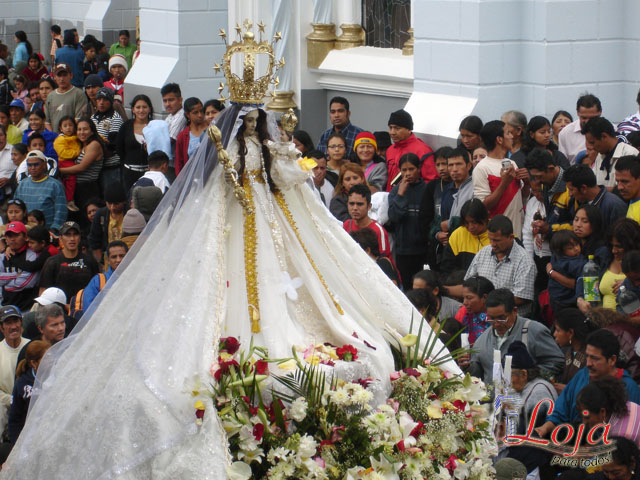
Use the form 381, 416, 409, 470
272, 393, 286, 431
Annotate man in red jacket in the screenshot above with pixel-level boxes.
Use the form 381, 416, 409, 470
385, 109, 436, 191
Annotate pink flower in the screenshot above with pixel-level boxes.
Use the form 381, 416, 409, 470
390, 371, 402, 381
387, 399, 400, 413
331, 426, 346, 443
403, 368, 421, 378
314, 457, 326, 468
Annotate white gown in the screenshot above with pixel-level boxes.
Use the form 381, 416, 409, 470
1, 128, 459, 479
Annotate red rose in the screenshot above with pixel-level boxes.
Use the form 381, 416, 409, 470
445, 455, 458, 475
253, 423, 264, 441
336, 345, 358, 362
403, 368, 421, 377
214, 359, 239, 381
453, 400, 467, 411
220, 337, 240, 354
255, 359, 269, 375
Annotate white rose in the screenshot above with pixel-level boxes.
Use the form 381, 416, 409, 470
289, 397, 308, 422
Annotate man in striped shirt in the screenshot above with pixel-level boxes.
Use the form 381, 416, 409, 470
343, 184, 391, 259
14, 150, 66, 230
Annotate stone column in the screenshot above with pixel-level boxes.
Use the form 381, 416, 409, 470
124, 0, 228, 114
267, 0, 297, 111
306, 0, 335, 68
334, 0, 364, 50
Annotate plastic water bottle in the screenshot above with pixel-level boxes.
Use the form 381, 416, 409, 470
619, 285, 640, 317
582, 255, 601, 305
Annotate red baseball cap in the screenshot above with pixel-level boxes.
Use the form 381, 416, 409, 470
5, 222, 26, 235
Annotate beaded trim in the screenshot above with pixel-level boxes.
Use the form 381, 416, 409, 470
242, 181, 261, 333
273, 190, 344, 316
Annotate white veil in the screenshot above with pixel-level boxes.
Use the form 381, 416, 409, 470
2, 105, 279, 479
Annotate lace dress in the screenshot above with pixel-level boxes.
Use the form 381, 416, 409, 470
1, 135, 459, 479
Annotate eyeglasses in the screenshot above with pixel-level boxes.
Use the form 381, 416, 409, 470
487, 316, 510, 323
7, 199, 25, 205
26, 162, 42, 167
327, 145, 345, 150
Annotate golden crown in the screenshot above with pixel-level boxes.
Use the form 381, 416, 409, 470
213, 19, 284, 105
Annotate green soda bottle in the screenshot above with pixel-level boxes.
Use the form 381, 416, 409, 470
582, 255, 601, 305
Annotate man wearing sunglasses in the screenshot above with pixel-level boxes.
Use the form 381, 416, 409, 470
14, 150, 67, 231
468, 288, 563, 385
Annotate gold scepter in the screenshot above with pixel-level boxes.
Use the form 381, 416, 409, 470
207, 125, 254, 214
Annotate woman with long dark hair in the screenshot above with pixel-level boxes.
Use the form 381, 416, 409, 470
458, 115, 483, 157
552, 308, 596, 392
292, 130, 314, 155
578, 218, 640, 313
59, 117, 104, 218
521, 115, 570, 169
175, 98, 207, 177
573, 204, 608, 266
116, 94, 153, 190
13, 31, 33, 65
21, 53, 48, 83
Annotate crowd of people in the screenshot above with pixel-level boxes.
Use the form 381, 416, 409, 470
1, 25, 640, 479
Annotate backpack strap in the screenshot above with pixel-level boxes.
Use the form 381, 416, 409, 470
98, 273, 106, 290
72, 290, 84, 315
521, 319, 532, 348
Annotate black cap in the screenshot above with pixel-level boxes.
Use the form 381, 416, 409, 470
84, 74, 103, 88
96, 87, 114, 103
0, 305, 22, 322
506, 341, 536, 369
388, 109, 413, 130
59, 221, 81, 235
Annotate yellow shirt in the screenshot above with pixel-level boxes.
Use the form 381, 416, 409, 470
600, 269, 626, 310
108, 214, 123, 244
627, 199, 640, 224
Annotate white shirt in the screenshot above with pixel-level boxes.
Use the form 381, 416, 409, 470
165, 109, 186, 141
141, 170, 170, 193
592, 142, 639, 188
472, 155, 524, 238
315, 180, 333, 208
558, 119, 585, 164
0, 337, 29, 430
0, 144, 16, 182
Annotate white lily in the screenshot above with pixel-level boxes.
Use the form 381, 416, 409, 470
226, 461, 252, 480
279, 271, 304, 301
370, 455, 402, 480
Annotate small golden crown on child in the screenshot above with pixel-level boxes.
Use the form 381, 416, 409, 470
213, 19, 284, 105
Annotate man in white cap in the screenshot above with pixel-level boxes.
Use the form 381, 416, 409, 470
22, 287, 66, 339
44, 63, 88, 132
103, 54, 127, 104
0, 305, 29, 432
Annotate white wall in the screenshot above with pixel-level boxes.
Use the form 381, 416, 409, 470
413, 0, 640, 124
0, 0, 40, 63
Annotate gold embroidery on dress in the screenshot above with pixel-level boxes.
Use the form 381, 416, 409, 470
243, 180, 261, 332
273, 191, 344, 315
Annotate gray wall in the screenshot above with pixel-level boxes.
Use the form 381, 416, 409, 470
299, 88, 407, 145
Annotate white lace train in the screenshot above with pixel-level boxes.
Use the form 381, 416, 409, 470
0, 137, 459, 479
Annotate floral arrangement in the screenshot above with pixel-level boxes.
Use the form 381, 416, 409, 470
189, 328, 496, 480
